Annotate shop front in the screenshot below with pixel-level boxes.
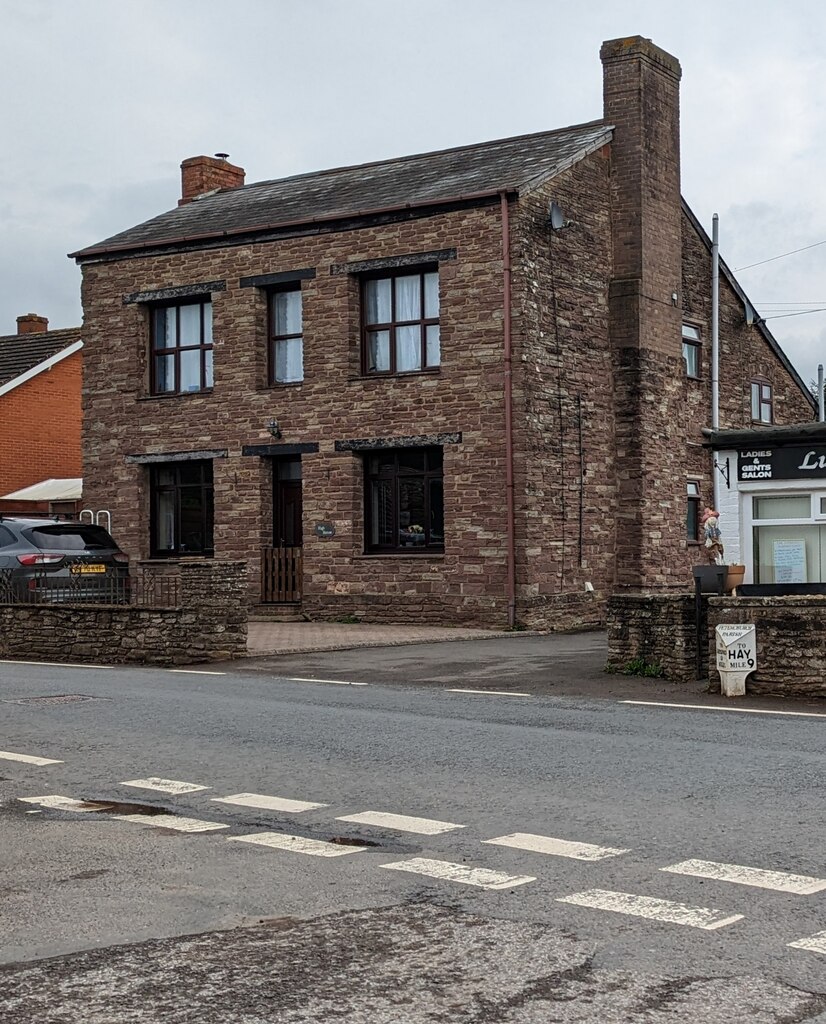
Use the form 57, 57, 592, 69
709, 424, 826, 588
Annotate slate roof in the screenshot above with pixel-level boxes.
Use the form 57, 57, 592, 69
0, 328, 82, 389
72, 121, 613, 260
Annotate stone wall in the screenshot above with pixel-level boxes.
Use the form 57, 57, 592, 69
607, 594, 704, 681
0, 561, 247, 666
708, 596, 826, 697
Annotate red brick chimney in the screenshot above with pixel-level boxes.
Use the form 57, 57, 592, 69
179, 153, 245, 206
601, 36, 685, 590
16, 313, 48, 335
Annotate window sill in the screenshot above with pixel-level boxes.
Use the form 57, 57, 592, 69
354, 552, 445, 560
261, 380, 304, 390
750, 420, 774, 426
138, 390, 214, 402
686, 375, 704, 382
348, 369, 441, 383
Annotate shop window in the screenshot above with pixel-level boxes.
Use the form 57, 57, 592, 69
686, 481, 701, 541
150, 460, 214, 557
682, 325, 702, 379
364, 447, 444, 552
151, 300, 213, 395
751, 380, 773, 423
753, 495, 811, 520
269, 286, 304, 384
362, 268, 440, 375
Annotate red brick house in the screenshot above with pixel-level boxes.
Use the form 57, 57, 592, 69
70, 36, 813, 628
0, 315, 83, 515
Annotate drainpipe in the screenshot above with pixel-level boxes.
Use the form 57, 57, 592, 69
711, 213, 720, 511
819, 364, 825, 422
500, 192, 516, 628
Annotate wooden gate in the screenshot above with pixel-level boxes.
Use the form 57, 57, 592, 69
261, 546, 303, 603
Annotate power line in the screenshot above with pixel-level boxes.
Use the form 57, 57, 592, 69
735, 238, 826, 272
760, 307, 826, 321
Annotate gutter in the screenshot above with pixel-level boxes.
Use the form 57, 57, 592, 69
0, 340, 83, 399
500, 192, 517, 628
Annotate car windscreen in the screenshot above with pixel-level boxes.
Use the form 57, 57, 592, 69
24, 525, 117, 552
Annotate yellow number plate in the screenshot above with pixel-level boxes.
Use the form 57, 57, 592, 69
71, 564, 106, 574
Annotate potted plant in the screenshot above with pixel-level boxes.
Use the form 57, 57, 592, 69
700, 507, 744, 593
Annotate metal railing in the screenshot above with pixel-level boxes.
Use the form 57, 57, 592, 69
0, 563, 180, 608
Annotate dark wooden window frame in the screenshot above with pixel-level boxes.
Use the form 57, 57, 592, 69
364, 447, 444, 554
149, 460, 215, 558
150, 298, 213, 396
268, 284, 304, 385
361, 265, 439, 376
686, 479, 702, 543
751, 378, 774, 424
681, 324, 702, 380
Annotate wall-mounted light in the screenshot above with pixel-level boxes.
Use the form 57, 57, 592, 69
267, 418, 282, 439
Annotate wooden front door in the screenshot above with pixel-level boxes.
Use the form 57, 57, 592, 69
262, 458, 303, 603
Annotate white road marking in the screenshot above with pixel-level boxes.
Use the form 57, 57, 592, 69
0, 749, 63, 766
168, 669, 226, 676
336, 811, 465, 835
662, 859, 826, 895
484, 833, 629, 861
25, 810, 42, 814
287, 677, 368, 686
557, 888, 744, 930
229, 832, 366, 857
114, 813, 228, 833
621, 700, 826, 719
212, 793, 327, 813
379, 857, 535, 890
0, 659, 111, 669
789, 931, 826, 955
121, 777, 208, 795
446, 689, 531, 697
19, 795, 110, 813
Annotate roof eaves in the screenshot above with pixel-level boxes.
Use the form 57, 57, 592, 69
69, 187, 517, 262
681, 199, 816, 413
0, 340, 83, 399
516, 126, 614, 195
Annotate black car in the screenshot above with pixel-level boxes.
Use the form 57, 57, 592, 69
0, 518, 130, 604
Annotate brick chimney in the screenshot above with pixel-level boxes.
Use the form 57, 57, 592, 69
601, 37, 685, 590
16, 313, 48, 335
179, 153, 245, 206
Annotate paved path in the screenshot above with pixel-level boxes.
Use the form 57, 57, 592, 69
247, 619, 508, 655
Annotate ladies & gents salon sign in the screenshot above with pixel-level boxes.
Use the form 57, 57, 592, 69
738, 446, 826, 481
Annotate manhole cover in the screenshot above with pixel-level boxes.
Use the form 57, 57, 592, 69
3, 694, 102, 705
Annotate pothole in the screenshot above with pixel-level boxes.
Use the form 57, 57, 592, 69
329, 835, 382, 848
81, 800, 168, 816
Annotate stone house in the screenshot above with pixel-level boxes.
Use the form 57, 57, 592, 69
0, 315, 83, 515
71, 36, 813, 628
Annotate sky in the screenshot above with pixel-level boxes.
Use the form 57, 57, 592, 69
2, 0, 826, 386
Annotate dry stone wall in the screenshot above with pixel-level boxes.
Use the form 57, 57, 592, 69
0, 561, 247, 666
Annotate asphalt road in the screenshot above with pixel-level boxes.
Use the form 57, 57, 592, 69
1, 649, 825, 1021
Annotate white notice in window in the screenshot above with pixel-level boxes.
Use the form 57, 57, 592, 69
772, 540, 808, 584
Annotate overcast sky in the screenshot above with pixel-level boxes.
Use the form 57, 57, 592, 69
3, 0, 826, 385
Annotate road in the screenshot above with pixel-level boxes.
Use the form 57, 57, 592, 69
0, 647, 825, 1022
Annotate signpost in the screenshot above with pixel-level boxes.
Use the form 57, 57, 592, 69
715, 624, 757, 697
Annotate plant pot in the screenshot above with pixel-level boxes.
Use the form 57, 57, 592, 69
724, 564, 746, 593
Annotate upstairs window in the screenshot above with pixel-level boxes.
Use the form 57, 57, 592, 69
269, 286, 304, 384
151, 300, 213, 395
682, 324, 701, 378
365, 447, 444, 552
362, 269, 440, 375
751, 380, 773, 423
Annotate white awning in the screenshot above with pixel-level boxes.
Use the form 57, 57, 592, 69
0, 478, 83, 501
